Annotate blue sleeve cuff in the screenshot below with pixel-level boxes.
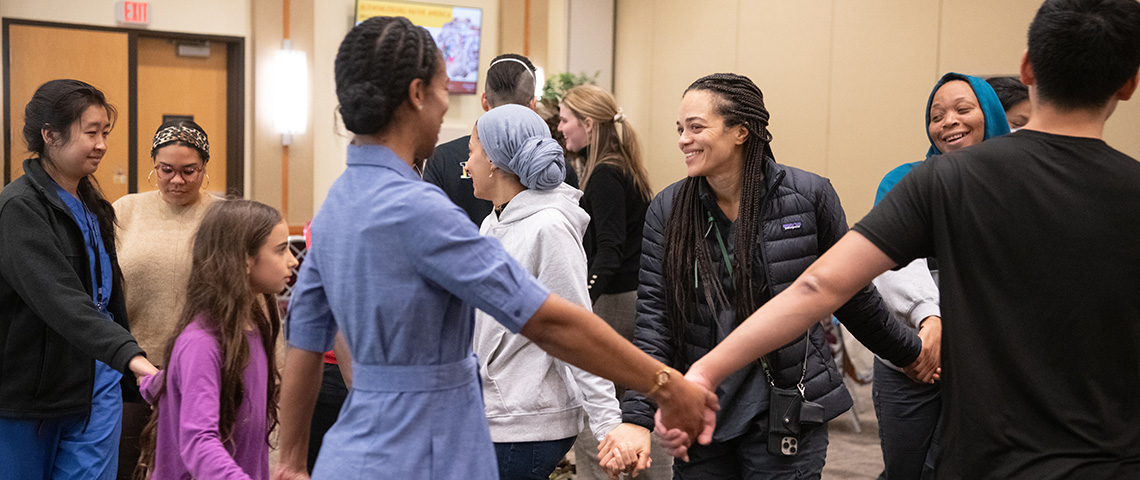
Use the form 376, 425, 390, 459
496, 276, 550, 334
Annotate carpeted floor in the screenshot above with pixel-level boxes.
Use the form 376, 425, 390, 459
821, 335, 884, 480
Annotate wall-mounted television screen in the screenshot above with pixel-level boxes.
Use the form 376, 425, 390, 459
355, 0, 483, 94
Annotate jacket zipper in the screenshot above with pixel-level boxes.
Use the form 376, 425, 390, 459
753, 169, 786, 299
33, 182, 100, 408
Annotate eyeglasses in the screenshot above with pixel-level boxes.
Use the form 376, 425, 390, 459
154, 163, 203, 182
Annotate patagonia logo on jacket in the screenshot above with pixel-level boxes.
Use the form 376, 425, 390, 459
782, 221, 802, 231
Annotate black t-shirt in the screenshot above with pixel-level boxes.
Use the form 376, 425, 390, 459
853, 130, 1140, 479
422, 135, 490, 226
423, 135, 578, 226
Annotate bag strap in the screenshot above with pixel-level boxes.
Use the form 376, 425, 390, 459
701, 209, 811, 396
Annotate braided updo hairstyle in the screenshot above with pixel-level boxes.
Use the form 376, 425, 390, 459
334, 16, 439, 135
663, 73, 775, 365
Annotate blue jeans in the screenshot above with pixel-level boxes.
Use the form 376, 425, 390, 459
493, 436, 576, 480
872, 357, 941, 480
675, 421, 828, 479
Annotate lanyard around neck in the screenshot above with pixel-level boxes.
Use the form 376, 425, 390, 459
701, 208, 810, 393
695, 211, 734, 289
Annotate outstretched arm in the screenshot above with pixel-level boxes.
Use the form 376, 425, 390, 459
521, 295, 718, 447
687, 232, 897, 389
272, 346, 324, 480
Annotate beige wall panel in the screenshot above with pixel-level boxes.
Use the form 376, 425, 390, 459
544, 0, 568, 74
303, 0, 499, 212
6, 24, 130, 201
940, 0, 1139, 169
309, 0, 355, 215
251, 0, 316, 225
828, 1, 940, 219
613, 0, 655, 189
567, 0, 614, 89
285, 0, 316, 226
734, 1, 832, 177
1105, 96, 1140, 160
642, 0, 739, 193
500, 0, 526, 56
136, 37, 228, 197
529, 0, 551, 70
937, 0, 1039, 76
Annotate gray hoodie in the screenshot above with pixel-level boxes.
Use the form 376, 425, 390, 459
872, 258, 941, 371
474, 184, 622, 442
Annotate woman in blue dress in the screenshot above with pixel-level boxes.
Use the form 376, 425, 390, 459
271, 16, 718, 480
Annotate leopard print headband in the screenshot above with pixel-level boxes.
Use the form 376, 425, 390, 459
151, 125, 209, 159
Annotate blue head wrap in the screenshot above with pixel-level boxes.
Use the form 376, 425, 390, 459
924, 72, 1011, 158
475, 104, 566, 190
875, 72, 1013, 206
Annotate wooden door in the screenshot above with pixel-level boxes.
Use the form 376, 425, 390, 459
6, 24, 131, 200
135, 37, 228, 196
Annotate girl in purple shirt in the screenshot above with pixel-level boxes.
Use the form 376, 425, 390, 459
134, 200, 298, 480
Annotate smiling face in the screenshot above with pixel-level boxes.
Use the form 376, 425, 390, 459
44, 105, 111, 183
153, 144, 205, 206
676, 89, 747, 179
928, 80, 986, 154
557, 104, 590, 152
415, 55, 451, 161
246, 221, 297, 295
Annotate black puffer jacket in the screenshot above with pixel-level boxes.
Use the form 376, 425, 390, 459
0, 158, 144, 419
622, 156, 920, 442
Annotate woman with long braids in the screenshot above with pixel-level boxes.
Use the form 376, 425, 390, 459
620, 73, 933, 478
0, 79, 158, 478
272, 17, 717, 480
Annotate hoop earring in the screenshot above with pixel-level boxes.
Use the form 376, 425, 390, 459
147, 170, 158, 187
202, 173, 211, 190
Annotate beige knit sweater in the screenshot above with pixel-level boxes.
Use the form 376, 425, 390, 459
113, 191, 219, 365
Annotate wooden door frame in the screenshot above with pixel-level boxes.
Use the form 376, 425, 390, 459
3, 18, 244, 195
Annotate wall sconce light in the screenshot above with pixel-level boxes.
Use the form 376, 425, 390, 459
272, 40, 308, 145
533, 65, 545, 100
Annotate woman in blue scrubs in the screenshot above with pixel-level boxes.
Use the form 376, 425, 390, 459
0, 80, 158, 479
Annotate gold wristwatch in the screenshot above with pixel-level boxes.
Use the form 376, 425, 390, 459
646, 367, 673, 397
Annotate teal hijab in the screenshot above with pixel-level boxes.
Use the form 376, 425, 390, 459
874, 72, 1011, 205
924, 72, 1010, 158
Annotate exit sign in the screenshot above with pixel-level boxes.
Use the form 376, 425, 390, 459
115, 1, 150, 26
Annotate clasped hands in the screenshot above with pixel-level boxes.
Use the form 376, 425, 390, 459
598, 370, 718, 475
903, 316, 942, 384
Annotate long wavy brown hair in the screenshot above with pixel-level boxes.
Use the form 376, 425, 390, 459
134, 199, 283, 479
